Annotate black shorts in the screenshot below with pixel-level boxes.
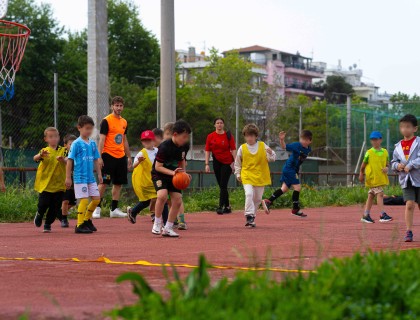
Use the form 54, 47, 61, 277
153, 177, 181, 194
101, 153, 128, 185
63, 188, 77, 206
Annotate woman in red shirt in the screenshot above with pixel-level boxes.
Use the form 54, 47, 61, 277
205, 118, 237, 214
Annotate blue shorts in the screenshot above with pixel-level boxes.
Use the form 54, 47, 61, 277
280, 170, 300, 188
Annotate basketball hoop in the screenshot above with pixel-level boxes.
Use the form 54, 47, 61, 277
0, 19, 30, 101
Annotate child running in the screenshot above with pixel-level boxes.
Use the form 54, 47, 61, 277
33, 127, 67, 233
391, 114, 419, 242
359, 131, 393, 223
59, 134, 77, 228
152, 120, 191, 237
127, 130, 158, 224
235, 124, 276, 228
263, 130, 312, 217
66, 115, 103, 234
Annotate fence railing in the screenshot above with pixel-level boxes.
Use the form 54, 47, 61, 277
1, 167, 401, 189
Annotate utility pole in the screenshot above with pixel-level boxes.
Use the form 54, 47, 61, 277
235, 93, 239, 149
54, 73, 58, 128
160, 0, 176, 127
346, 95, 352, 186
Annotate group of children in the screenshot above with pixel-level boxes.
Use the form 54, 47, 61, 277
359, 114, 419, 242
34, 116, 102, 234
32, 112, 419, 242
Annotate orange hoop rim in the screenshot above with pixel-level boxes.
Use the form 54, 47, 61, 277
0, 19, 30, 38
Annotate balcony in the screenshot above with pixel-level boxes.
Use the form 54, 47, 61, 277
284, 82, 324, 97
284, 62, 324, 78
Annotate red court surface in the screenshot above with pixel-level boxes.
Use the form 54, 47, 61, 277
0, 205, 419, 319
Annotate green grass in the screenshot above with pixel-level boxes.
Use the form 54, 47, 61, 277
0, 185, 403, 223
109, 250, 420, 319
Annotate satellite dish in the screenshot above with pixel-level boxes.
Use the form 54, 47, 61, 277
349, 66, 352, 70
353, 63, 357, 69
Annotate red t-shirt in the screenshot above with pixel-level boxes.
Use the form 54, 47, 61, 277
205, 131, 236, 164
401, 136, 416, 160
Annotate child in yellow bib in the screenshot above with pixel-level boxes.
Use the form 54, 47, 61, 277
234, 124, 276, 228
33, 127, 67, 233
127, 130, 158, 224
359, 131, 392, 223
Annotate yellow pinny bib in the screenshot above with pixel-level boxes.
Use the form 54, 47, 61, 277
241, 142, 272, 187
365, 148, 389, 188
132, 148, 157, 201
34, 146, 66, 193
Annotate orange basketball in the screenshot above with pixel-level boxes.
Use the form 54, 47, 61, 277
172, 171, 191, 190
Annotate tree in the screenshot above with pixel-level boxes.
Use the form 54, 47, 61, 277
108, 0, 160, 85
323, 76, 354, 104
390, 91, 420, 103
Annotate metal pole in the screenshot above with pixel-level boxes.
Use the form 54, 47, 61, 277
299, 105, 302, 134
235, 93, 239, 149
160, 0, 176, 127
0, 104, 2, 148
156, 85, 160, 128
190, 131, 194, 160
54, 72, 58, 128
326, 104, 328, 169
346, 95, 352, 186
363, 113, 367, 152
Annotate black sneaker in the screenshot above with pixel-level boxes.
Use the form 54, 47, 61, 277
43, 224, 51, 233
85, 219, 97, 232
216, 207, 224, 215
379, 213, 393, 222
34, 212, 43, 228
127, 207, 136, 224
292, 209, 307, 218
61, 217, 69, 228
75, 223, 93, 234
361, 214, 375, 223
245, 215, 256, 228
223, 207, 232, 214
404, 230, 413, 242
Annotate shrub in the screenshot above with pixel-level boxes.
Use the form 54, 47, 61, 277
109, 250, 420, 319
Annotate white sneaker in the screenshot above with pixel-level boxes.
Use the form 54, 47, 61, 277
152, 221, 162, 235
110, 208, 127, 218
92, 207, 101, 219
162, 227, 179, 238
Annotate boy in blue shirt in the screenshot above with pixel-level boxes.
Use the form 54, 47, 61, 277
263, 130, 312, 217
66, 115, 103, 234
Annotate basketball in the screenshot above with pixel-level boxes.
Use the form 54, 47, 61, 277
172, 171, 191, 190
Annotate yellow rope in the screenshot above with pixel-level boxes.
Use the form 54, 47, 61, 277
0, 256, 315, 273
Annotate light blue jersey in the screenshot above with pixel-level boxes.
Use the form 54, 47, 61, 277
68, 137, 100, 184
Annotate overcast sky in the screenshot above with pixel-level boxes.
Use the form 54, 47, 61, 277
36, 0, 420, 95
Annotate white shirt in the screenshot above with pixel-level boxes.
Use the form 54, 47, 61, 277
134, 147, 158, 166
234, 142, 276, 177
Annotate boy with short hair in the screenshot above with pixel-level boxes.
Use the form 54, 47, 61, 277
235, 124, 275, 228
158, 122, 188, 230
59, 134, 77, 228
33, 127, 67, 233
66, 115, 103, 234
152, 119, 191, 237
127, 130, 158, 224
263, 130, 313, 217
359, 131, 392, 223
391, 114, 420, 242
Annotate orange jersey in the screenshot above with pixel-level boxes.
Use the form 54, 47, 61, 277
100, 114, 128, 158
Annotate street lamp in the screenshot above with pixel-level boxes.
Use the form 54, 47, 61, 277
135, 75, 160, 128
332, 92, 352, 186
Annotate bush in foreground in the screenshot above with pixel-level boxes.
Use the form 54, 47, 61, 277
110, 250, 420, 320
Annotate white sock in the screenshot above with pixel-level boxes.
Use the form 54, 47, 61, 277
155, 216, 162, 224
165, 221, 174, 230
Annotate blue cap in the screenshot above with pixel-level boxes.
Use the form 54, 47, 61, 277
369, 131, 382, 139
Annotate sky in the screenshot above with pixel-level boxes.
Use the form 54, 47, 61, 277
35, 0, 420, 95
